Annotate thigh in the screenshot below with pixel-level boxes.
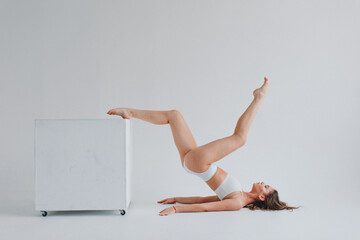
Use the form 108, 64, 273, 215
168, 110, 198, 163
185, 135, 245, 168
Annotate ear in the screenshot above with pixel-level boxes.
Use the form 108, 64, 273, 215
259, 194, 265, 201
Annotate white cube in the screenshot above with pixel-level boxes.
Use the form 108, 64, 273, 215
34, 119, 131, 216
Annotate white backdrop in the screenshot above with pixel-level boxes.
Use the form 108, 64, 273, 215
1, 0, 359, 214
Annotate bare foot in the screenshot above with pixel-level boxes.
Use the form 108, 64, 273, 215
107, 108, 132, 119
253, 77, 269, 99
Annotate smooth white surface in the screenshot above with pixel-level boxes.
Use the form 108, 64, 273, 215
125, 118, 132, 209
1, 0, 359, 237
35, 119, 131, 211
0, 199, 359, 240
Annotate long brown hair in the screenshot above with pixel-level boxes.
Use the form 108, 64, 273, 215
244, 190, 300, 211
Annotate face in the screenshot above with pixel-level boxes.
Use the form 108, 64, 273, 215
251, 182, 275, 201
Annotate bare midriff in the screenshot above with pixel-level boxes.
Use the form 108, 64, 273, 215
206, 167, 243, 200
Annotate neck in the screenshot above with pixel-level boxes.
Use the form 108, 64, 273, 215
242, 191, 259, 206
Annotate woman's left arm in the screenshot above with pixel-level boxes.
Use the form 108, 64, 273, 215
159, 199, 242, 216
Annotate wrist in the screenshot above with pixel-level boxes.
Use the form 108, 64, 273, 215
173, 197, 177, 203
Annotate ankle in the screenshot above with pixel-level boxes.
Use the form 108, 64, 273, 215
253, 95, 265, 102
127, 108, 135, 118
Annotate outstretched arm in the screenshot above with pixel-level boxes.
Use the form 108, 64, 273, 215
158, 195, 220, 205
159, 199, 242, 216
176, 195, 220, 204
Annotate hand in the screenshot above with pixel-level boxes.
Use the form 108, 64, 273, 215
157, 197, 176, 204
159, 206, 176, 216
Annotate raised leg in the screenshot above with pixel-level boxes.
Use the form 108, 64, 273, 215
185, 77, 269, 169
107, 108, 197, 163
233, 96, 265, 138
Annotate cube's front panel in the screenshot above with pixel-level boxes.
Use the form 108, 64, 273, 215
35, 119, 126, 211
125, 120, 132, 209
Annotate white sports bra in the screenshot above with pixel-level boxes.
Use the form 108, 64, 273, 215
214, 174, 244, 201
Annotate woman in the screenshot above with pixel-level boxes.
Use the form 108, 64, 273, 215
107, 77, 298, 216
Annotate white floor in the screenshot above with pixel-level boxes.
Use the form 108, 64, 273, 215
0, 199, 358, 240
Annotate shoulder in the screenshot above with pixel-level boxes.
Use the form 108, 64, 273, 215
224, 191, 243, 201
221, 198, 243, 211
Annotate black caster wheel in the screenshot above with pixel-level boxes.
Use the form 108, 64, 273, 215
120, 210, 126, 215
41, 211, 47, 217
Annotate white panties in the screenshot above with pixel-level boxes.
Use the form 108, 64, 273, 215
183, 159, 217, 181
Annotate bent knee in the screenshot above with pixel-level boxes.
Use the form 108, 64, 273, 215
233, 134, 247, 147
170, 109, 181, 117
168, 109, 182, 121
